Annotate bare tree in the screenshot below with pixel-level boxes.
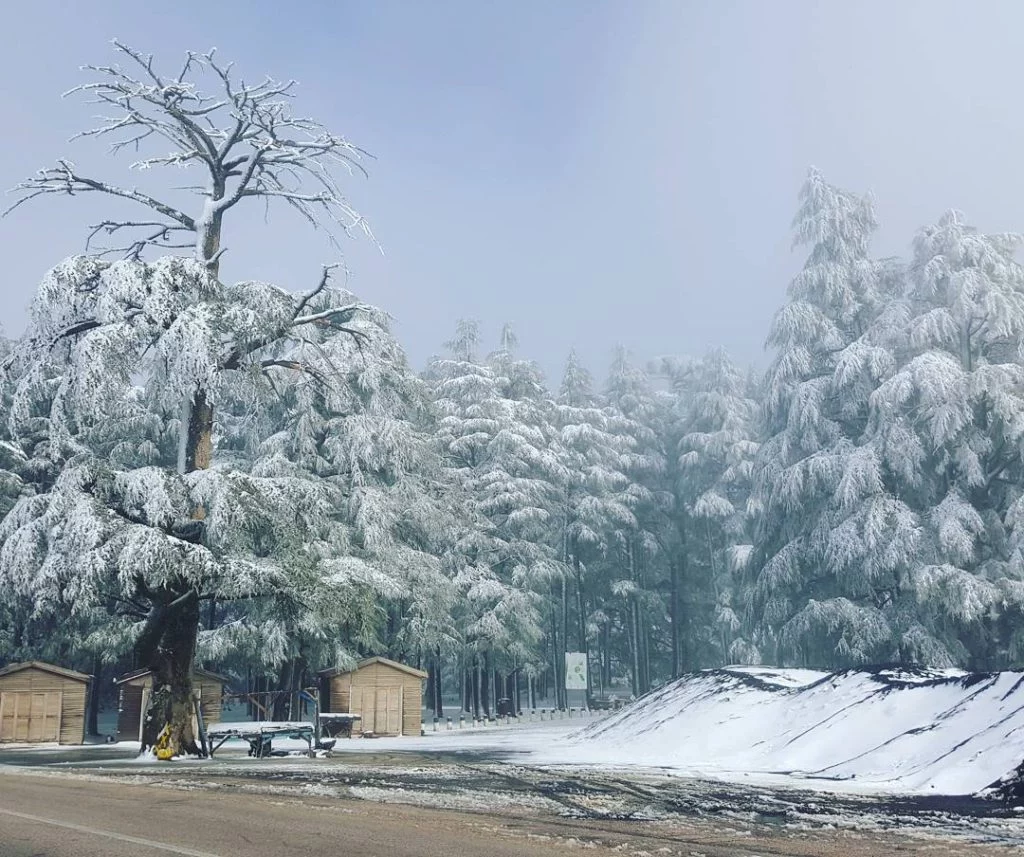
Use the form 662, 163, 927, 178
7, 40, 374, 269
5, 42, 377, 756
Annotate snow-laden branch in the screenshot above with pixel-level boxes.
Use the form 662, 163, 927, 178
4, 159, 196, 230
5, 40, 377, 263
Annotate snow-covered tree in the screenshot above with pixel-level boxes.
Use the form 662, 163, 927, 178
551, 350, 638, 699
752, 168, 905, 666
427, 321, 561, 715
0, 43, 382, 756
598, 347, 665, 694
869, 211, 1024, 666
656, 348, 761, 669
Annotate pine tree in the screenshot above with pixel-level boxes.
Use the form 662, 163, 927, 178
753, 168, 904, 667
869, 211, 1024, 666
657, 349, 761, 668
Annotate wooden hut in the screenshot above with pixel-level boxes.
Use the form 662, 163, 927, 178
115, 667, 229, 741
0, 661, 91, 745
319, 657, 427, 737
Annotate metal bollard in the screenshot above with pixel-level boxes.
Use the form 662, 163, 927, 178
447, 717, 452, 731
433, 717, 438, 732
459, 715, 464, 729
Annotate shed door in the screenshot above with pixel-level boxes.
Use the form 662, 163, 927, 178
374, 688, 400, 735
0, 691, 62, 743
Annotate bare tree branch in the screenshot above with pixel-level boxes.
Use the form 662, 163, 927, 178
5, 40, 378, 263
293, 263, 338, 318
221, 265, 368, 371
4, 159, 196, 229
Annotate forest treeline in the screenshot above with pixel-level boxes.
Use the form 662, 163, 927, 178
4, 167, 1023, 723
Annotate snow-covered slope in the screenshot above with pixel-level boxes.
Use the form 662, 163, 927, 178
566, 666, 1024, 795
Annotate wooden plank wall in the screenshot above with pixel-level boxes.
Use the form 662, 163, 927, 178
0, 667, 88, 744
196, 678, 223, 725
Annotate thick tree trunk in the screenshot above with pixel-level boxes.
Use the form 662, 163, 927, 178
138, 384, 214, 757
139, 592, 202, 756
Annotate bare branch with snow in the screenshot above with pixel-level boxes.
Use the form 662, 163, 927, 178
5, 40, 377, 266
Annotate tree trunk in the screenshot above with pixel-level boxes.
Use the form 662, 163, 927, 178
138, 592, 202, 756
598, 614, 606, 688
628, 540, 641, 697
138, 386, 214, 757
475, 659, 483, 720
481, 651, 491, 717
549, 593, 561, 709
670, 555, 681, 678
572, 549, 591, 699
86, 656, 102, 737
429, 653, 443, 718
627, 602, 639, 697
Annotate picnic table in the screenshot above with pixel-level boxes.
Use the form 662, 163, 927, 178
206, 721, 318, 758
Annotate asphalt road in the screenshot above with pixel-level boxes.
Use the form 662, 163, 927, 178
0, 770, 1017, 857
0, 771, 598, 857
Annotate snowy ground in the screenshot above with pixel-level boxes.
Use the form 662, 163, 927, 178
4, 735, 1024, 848
6, 667, 1024, 847
564, 666, 1024, 796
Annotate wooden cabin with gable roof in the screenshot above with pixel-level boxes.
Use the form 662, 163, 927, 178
319, 657, 427, 737
0, 661, 91, 744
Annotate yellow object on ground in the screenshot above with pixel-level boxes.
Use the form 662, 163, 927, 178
154, 725, 174, 761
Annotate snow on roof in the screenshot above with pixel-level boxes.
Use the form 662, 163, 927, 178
0, 660, 91, 683
564, 666, 1024, 796
318, 656, 428, 679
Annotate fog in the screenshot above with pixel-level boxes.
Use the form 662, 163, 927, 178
1, 0, 1022, 379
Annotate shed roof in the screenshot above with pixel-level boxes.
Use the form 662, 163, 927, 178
0, 660, 92, 683
319, 656, 428, 680
114, 666, 232, 686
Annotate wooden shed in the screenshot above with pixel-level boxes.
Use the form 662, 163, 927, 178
115, 667, 229, 742
0, 661, 91, 745
319, 657, 427, 737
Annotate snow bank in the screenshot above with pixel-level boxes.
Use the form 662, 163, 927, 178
564, 666, 1024, 795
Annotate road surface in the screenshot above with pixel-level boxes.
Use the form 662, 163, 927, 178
0, 770, 1017, 857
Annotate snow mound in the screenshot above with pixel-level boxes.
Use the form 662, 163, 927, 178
569, 666, 1024, 795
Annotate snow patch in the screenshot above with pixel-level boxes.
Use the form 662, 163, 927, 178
555, 667, 1024, 796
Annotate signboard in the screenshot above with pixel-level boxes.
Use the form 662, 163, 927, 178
565, 652, 588, 690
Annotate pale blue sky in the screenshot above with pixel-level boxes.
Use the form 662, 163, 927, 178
2, 1, 1024, 381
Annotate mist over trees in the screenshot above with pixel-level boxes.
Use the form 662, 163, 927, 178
3, 45, 1024, 744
